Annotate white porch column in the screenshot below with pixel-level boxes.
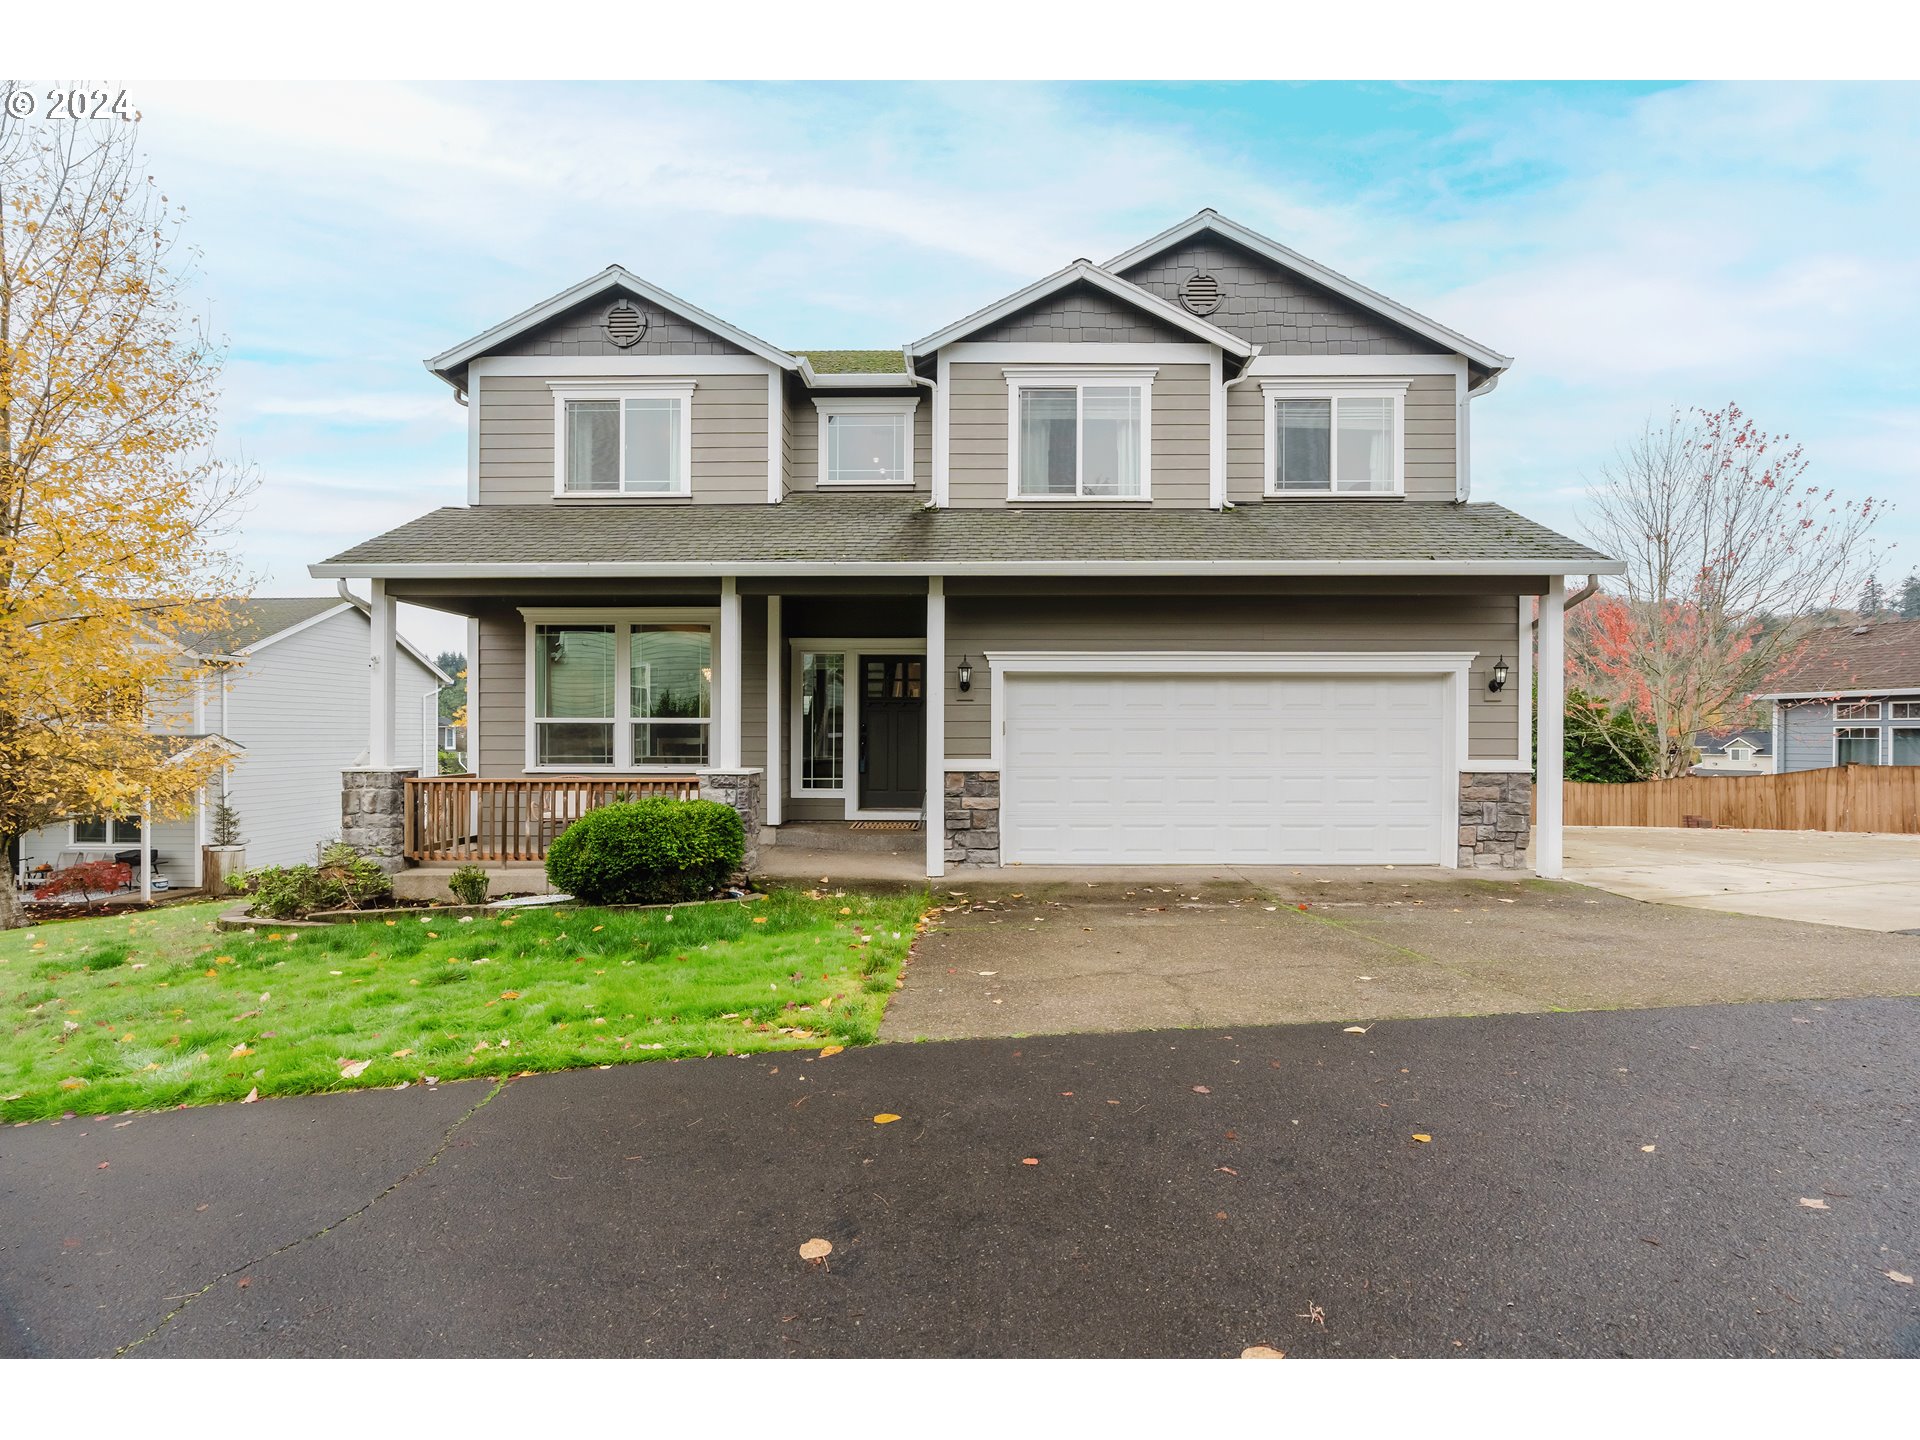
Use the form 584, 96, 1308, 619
718, 576, 743, 769
1535, 575, 1566, 878
765, 594, 783, 825
926, 576, 946, 878
368, 578, 397, 769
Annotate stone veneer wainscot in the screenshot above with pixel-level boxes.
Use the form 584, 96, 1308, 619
1458, 771, 1532, 870
944, 769, 1001, 867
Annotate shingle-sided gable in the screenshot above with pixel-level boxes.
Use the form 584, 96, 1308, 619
966, 279, 1195, 345
505, 295, 746, 360
1119, 234, 1448, 357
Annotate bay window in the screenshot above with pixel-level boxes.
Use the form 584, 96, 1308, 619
1261, 382, 1407, 496
1005, 368, 1153, 499
529, 613, 714, 769
551, 383, 694, 497
816, 398, 918, 487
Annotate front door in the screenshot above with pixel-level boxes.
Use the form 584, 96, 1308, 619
858, 655, 925, 810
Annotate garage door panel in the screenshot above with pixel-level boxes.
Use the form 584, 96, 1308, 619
1003, 670, 1448, 865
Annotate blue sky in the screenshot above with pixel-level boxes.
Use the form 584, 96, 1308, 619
124, 80, 1920, 655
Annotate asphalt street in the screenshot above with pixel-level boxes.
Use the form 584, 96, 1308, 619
3, 998, 1915, 1357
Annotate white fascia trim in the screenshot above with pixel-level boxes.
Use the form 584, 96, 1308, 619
427, 267, 799, 381
1243, 354, 1468, 377
945, 342, 1213, 365
316, 558, 1629, 580
1103, 211, 1510, 372
549, 382, 696, 500
228, 602, 356, 657
813, 396, 920, 490
1004, 366, 1156, 502
909, 262, 1252, 359
1752, 689, 1900, 702
469, 355, 780, 378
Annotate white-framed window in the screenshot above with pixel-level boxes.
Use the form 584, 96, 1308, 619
1834, 726, 1881, 766
1888, 700, 1920, 720
72, 817, 143, 846
814, 397, 918, 487
1834, 700, 1881, 721
524, 610, 715, 770
795, 650, 847, 792
1004, 367, 1155, 500
1260, 381, 1410, 496
1892, 727, 1920, 766
549, 383, 696, 497
1726, 740, 1754, 761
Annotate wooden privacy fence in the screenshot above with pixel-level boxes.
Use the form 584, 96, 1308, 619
404, 775, 703, 862
1562, 765, 1920, 835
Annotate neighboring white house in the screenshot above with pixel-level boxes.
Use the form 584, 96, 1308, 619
17, 596, 447, 890
1689, 727, 1776, 775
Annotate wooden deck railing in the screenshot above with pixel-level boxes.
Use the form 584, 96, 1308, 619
404, 775, 703, 862
1563, 764, 1920, 834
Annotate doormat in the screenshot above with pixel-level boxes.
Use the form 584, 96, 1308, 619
849, 820, 922, 832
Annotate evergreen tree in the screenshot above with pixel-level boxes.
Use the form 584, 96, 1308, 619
1899, 571, 1920, 621
1860, 576, 1885, 617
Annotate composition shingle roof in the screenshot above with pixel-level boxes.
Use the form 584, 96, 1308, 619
1761, 618, 1920, 695
176, 596, 347, 654
314, 494, 1616, 574
1692, 726, 1772, 756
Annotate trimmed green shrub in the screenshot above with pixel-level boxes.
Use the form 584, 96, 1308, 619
447, 864, 491, 906
545, 798, 745, 906
236, 843, 394, 919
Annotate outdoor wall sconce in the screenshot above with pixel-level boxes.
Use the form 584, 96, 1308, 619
1489, 656, 1509, 693
957, 655, 974, 693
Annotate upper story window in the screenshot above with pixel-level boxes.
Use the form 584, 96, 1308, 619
1835, 700, 1881, 721
1004, 367, 1154, 501
1260, 381, 1409, 497
815, 397, 918, 487
550, 383, 695, 498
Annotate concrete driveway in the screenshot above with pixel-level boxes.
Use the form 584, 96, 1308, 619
1565, 827, 1920, 934
882, 870, 1920, 1041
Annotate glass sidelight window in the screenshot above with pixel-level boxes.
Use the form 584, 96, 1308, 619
798, 652, 846, 791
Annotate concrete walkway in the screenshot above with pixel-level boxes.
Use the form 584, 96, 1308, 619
1565, 826, 1920, 933
883, 872, 1920, 1041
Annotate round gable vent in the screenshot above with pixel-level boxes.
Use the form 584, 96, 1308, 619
1179, 272, 1222, 316
604, 300, 648, 348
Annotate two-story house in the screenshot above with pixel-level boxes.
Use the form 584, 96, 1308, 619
313, 210, 1620, 880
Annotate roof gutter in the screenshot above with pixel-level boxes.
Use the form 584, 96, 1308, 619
313, 558, 1626, 581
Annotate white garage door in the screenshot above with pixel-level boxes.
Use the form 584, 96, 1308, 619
1001, 671, 1449, 865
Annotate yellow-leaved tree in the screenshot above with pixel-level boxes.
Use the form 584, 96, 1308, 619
1, 85, 255, 926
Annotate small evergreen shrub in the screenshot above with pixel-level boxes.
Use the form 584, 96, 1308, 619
236, 843, 394, 919
447, 864, 491, 906
545, 799, 744, 906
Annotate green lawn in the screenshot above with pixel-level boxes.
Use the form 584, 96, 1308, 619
0, 889, 928, 1123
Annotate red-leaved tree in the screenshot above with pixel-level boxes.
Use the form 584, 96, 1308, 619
1571, 404, 1886, 779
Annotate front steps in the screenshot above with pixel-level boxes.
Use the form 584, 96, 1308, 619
763, 821, 922, 855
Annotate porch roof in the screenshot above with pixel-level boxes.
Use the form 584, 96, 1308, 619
311, 493, 1618, 579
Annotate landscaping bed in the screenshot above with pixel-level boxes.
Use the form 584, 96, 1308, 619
0, 888, 929, 1123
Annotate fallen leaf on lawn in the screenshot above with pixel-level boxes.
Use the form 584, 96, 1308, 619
1191, 1085, 1211, 1094
230, 1044, 253, 1058
817, 1045, 844, 1058
1799, 1198, 1829, 1210
241, 1088, 258, 1103
58, 1077, 87, 1090
391, 1048, 413, 1058
799, 1238, 833, 1262
339, 1059, 372, 1079
592, 925, 603, 932
1240, 1345, 1286, 1359
500, 991, 520, 1000
1412, 1134, 1432, 1143
753, 916, 769, 924
1888, 1271, 1914, 1286
873, 1113, 901, 1124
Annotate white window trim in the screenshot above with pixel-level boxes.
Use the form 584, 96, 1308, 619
520, 607, 719, 773
812, 396, 919, 489
1003, 366, 1156, 502
1834, 700, 1882, 721
977, 650, 1475, 871
787, 637, 928, 820
548, 381, 696, 499
70, 818, 143, 847
1260, 380, 1411, 499
1832, 725, 1882, 766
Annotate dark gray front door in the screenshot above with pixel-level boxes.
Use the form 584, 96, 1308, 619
859, 655, 925, 810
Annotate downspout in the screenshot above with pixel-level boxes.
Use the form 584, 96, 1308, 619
1533, 574, 1600, 630
1218, 345, 1266, 510
903, 346, 939, 509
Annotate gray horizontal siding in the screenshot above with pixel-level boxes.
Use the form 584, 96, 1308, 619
1119, 236, 1446, 355
1227, 371, 1456, 503
944, 592, 1521, 763
947, 361, 1212, 508
476, 371, 770, 505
